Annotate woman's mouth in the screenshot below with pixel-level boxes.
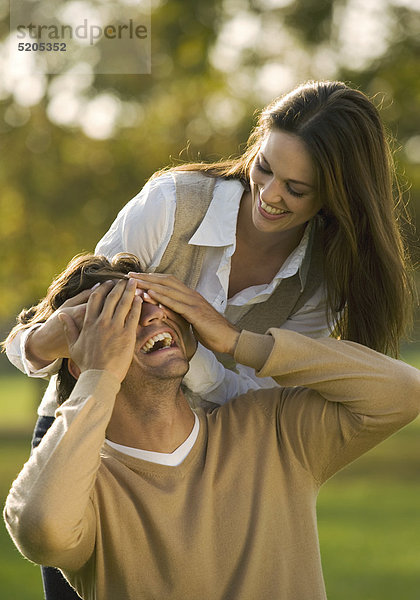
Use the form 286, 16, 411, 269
258, 196, 291, 220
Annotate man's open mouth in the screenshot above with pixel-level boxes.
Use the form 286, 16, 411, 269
140, 332, 176, 354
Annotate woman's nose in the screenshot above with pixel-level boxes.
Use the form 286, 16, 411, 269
260, 178, 282, 204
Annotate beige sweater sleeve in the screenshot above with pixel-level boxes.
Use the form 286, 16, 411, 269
234, 329, 420, 482
3, 370, 120, 571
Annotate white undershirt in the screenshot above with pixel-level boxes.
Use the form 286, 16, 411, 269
105, 413, 200, 467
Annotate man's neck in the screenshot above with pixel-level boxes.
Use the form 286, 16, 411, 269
106, 378, 195, 454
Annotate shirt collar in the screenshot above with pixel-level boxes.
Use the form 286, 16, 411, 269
188, 179, 244, 247
104, 413, 199, 465
188, 178, 316, 290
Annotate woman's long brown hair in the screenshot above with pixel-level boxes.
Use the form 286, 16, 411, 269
152, 81, 414, 356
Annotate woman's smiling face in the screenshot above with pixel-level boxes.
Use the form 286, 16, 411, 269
248, 130, 322, 235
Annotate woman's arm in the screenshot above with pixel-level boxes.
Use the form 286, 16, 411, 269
129, 272, 331, 404
4, 288, 93, 377
5, 325, 62, 378
183, 342, 278, 403
183, 285, 334, 403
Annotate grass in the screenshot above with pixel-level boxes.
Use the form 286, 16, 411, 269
401, 343, 420, 370
0, 375, 43, 431
0, 374, 45, 598
318, 416, 420, 599
0, 437, 44, 599
0, 359, 420, 599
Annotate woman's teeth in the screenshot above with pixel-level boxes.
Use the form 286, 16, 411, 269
141, 332, 173, 354
260, 199, 289, 215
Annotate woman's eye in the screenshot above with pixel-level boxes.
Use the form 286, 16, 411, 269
255, 157, 305, 198
255, 158, 272, 174
286, 183, 304, 198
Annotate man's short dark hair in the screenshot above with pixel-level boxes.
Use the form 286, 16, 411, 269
4, 253, 144, 404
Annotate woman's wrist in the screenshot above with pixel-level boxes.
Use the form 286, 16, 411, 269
225, 328, 241, 356
25, 325, 62, 369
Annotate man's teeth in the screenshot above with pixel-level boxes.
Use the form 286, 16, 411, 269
140, 332, 173, 354
260, 199, 289, 215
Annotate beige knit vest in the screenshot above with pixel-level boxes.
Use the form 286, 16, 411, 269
156, 171, 324, 373
157, 169, 324, 322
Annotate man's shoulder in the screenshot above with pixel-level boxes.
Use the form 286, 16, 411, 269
207, 387, 283, 427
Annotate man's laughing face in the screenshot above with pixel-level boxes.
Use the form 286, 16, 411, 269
127, 292, 194, 383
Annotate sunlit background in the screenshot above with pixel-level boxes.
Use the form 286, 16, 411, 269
0, 0, 419, 320
0, 0, 419, 598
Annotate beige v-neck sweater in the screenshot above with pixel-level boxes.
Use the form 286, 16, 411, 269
4, 330, 420, 599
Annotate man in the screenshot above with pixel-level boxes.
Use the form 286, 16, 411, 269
4, 256, 420, 600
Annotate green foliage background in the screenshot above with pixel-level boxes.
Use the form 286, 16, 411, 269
0, 0, 419, 336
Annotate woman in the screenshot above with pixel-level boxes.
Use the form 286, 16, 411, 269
9, 80, 413, 401
4, 80, 414, 600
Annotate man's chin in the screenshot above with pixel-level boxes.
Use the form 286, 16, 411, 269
129, 351, 189, 380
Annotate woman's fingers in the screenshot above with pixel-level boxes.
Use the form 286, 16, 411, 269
126, 273, 240, 354
129, 272, 189, 294
145, 288, 193, 318
130, 276, 197, 309
141, 283, 194, 306
130, 275, 219, 334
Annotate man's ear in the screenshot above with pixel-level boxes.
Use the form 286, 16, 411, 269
68, 359, 81, 380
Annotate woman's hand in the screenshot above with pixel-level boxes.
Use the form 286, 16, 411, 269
25, 288, 95, 369
59, 279, 143, 384
128, 273, 240, 356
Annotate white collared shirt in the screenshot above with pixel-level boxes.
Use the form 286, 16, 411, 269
95, 172, 331, 404
96, 172, 324, 322
6, 172, 331, 415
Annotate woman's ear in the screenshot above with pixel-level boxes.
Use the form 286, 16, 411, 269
68, 359, 81, 380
